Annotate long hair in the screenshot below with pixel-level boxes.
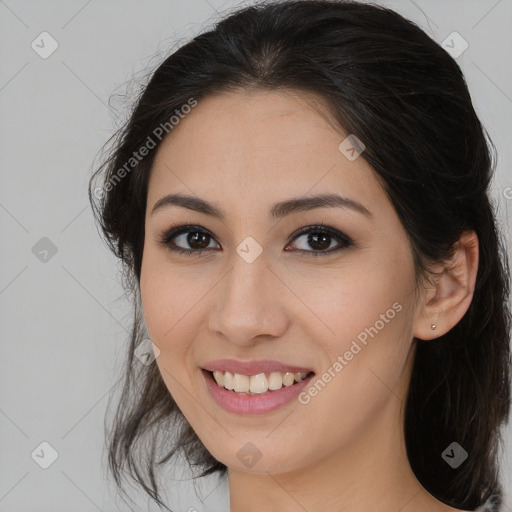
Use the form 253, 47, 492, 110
89, 1, 511, 510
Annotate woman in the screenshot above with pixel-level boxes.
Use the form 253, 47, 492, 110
89, 1, 511, 511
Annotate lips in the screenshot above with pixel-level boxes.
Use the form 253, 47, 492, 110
201, 358, 315, 375
200, 359, 316, 414
202, 369, 315, 414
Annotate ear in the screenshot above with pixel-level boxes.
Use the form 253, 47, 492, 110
413, 230, 479, 341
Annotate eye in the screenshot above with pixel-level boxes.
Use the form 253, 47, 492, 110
157, 223, 354, 257
285, 225, 354, 257
157, 224, 220, 257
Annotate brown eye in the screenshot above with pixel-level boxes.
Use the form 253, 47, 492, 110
180, 231, 211, 250
286, 225, 354, 257
158, 225, 220, 256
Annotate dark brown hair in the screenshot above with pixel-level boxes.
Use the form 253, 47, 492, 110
89, 1, 511, 510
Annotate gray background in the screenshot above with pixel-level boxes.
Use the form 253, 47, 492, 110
1, 1, 511, 511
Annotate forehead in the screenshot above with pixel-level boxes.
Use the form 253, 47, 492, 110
147, 89, 385, 216
155, 89, 339, 160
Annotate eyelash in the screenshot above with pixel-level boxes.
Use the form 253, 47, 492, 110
157, 223, 354, 258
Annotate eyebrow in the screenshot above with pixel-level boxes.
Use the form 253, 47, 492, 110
150, 192, 372, 219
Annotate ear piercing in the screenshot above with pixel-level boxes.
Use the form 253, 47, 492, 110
431, 324, 436, 330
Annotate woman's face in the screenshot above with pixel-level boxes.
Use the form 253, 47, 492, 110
140, 89, 423, 474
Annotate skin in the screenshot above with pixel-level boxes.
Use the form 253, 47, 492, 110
139, 89, 479, 512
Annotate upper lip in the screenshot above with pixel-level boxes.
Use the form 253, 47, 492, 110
201, 359, 315, 375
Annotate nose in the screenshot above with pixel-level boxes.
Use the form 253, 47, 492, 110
208, 250, 289, 347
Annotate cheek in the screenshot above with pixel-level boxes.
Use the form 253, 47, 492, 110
140, 267, 202, 423
139, 258, 191, 379
294, 251, 414, 353
139, 254, 216, 404
296, 251, 416, 406
140, 252, 202, 344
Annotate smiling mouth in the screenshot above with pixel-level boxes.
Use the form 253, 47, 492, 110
203, 369, 315, 395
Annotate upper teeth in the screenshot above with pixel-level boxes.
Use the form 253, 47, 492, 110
212, 370, 309, 394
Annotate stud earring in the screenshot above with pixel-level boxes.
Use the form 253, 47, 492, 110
431, 324, 436, 330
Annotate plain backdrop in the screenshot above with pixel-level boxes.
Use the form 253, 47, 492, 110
1, 1, 511, 511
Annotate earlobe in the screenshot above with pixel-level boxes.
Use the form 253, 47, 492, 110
413, 230, 479, 341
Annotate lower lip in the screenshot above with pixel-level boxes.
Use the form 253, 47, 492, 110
202, 369, 314, 415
